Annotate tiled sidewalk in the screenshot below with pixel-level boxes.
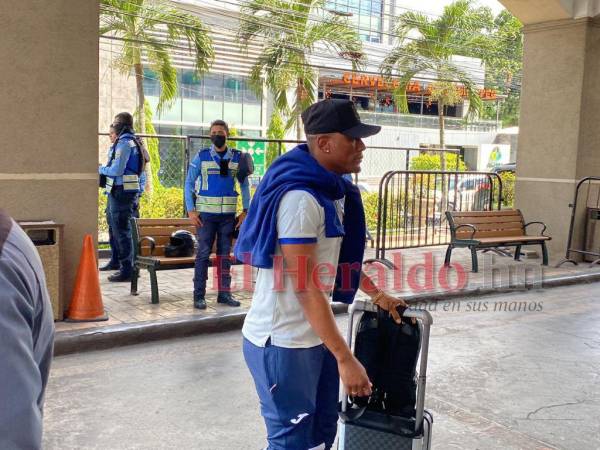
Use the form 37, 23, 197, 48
55, 245, 600, 333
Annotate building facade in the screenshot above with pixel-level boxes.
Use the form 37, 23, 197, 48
99, 0, 509, 181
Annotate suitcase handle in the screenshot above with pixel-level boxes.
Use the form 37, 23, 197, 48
341, 301, 433, 431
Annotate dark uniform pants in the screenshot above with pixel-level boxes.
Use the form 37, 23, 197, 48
193, 213, 235, 298
105, 203, 119, 267
108, 186, 136, 276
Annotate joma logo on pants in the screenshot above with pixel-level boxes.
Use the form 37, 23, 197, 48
290, 413, 309, 425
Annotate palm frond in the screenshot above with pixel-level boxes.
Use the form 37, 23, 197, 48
143, 38, 178, 115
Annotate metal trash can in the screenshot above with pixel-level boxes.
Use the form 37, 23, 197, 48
19, 222, 64, 321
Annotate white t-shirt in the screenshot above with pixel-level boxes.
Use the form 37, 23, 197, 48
242, 190, 344, 348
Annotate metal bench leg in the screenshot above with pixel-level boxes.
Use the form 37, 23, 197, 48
514, 245, 522, 261
148, 267, 159, 304
444, 245, 453, 266
541, 242, 549, 266
130, 266, 140, 296
470, 246, 479, 273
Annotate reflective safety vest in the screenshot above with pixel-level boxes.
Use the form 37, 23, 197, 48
195, 148, 241, 214
105, 133, 143, 194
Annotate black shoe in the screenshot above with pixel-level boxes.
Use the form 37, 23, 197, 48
193, 296, 207, 310
217, 293, 241, 307
108, 271, 132, 282
99, 262, 120, 272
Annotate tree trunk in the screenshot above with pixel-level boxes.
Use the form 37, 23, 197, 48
438, 99, 447, 214
134, 62, 152, 193
296, 78, 303, 141
438, 99, 446, 172
134, 63, 146, 133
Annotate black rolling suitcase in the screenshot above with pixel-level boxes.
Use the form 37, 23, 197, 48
338, 299, 433, 450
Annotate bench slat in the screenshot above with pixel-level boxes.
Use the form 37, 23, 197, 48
140, 227, 196, 237
449, 210, 521, 218
453, 215, 523, 225
457, 229, 524, 239
476, 235, 550, 244
136, 218, 193, 226
456, 221, 524, 234
140, 236, 172, 246
154, 256, 196, 265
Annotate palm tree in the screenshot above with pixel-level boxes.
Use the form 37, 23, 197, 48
100, 0, 214, 132
238, 0, 364, 139
100, 0, 214, 192
381, 0, 486, 172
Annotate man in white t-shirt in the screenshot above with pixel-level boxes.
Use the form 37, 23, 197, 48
236, 99, 406, 450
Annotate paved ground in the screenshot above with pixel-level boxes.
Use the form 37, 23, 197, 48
56, 245, 600, 334
44, 282, 600, 449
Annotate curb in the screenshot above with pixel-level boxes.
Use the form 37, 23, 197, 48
54, 303, 349, 356
54, 271, 600, 356
404, 271, 600, 303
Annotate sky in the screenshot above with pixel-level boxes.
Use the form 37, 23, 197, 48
395, 0, 506, 17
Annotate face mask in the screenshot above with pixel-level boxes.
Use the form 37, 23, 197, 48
211, 134, 226, 149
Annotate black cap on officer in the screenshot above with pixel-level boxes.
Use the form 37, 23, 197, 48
301, 99, 381, 139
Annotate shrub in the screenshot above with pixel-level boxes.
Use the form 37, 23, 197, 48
361, 191, 406, 232
409, 152, 467, 172
139, 187, 185, 218
361, 192, 380, 231
98, 191, 108, 234
98, 187, 185, 236
495, 171, 515, 208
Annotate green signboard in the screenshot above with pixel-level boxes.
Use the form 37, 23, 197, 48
238, 140, 266, 176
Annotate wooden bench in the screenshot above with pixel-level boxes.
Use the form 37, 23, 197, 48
130, 218, 237, 304
445, 210, 551, 272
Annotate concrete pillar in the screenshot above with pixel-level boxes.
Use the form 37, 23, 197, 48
0, 1, 99, 312
515, 18, 600, 260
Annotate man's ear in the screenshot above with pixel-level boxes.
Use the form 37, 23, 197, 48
316, 135, 331, 154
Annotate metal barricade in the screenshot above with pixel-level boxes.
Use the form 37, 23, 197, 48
374, 170, 503, 261
556, 176, 600, 267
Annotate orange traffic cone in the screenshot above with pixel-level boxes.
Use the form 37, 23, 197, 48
66, 234, 108, 322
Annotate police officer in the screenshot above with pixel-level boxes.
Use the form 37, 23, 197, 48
100, 124, 146, 272
185, 120, 252, 310
100, 124, 120, 272
99, 112, 144, 282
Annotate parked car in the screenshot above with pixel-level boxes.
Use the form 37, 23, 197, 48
493, 162, 516, 173
356, 182, 373, 194
430, 175, 492, 213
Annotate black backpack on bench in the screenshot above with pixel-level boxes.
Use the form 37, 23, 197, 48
352, 308, 422, 417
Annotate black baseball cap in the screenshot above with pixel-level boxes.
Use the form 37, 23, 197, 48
301, 99, 381, 139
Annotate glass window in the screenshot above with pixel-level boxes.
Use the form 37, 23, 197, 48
325, 0, 382, 42
204, 100, 223, 122
239, 129, 261, 138
224, 102, 243, 125
180, 69, 203, 99
371, 0, 382, 14
243, 79, 261, 104
243, 104, 262, 127
149, 71, 263, 138
143, 68, 160, 97
224, 76, 244, 103
182, 98, 203, 123
203, 73, 224, 101
159, 98, 183, 122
